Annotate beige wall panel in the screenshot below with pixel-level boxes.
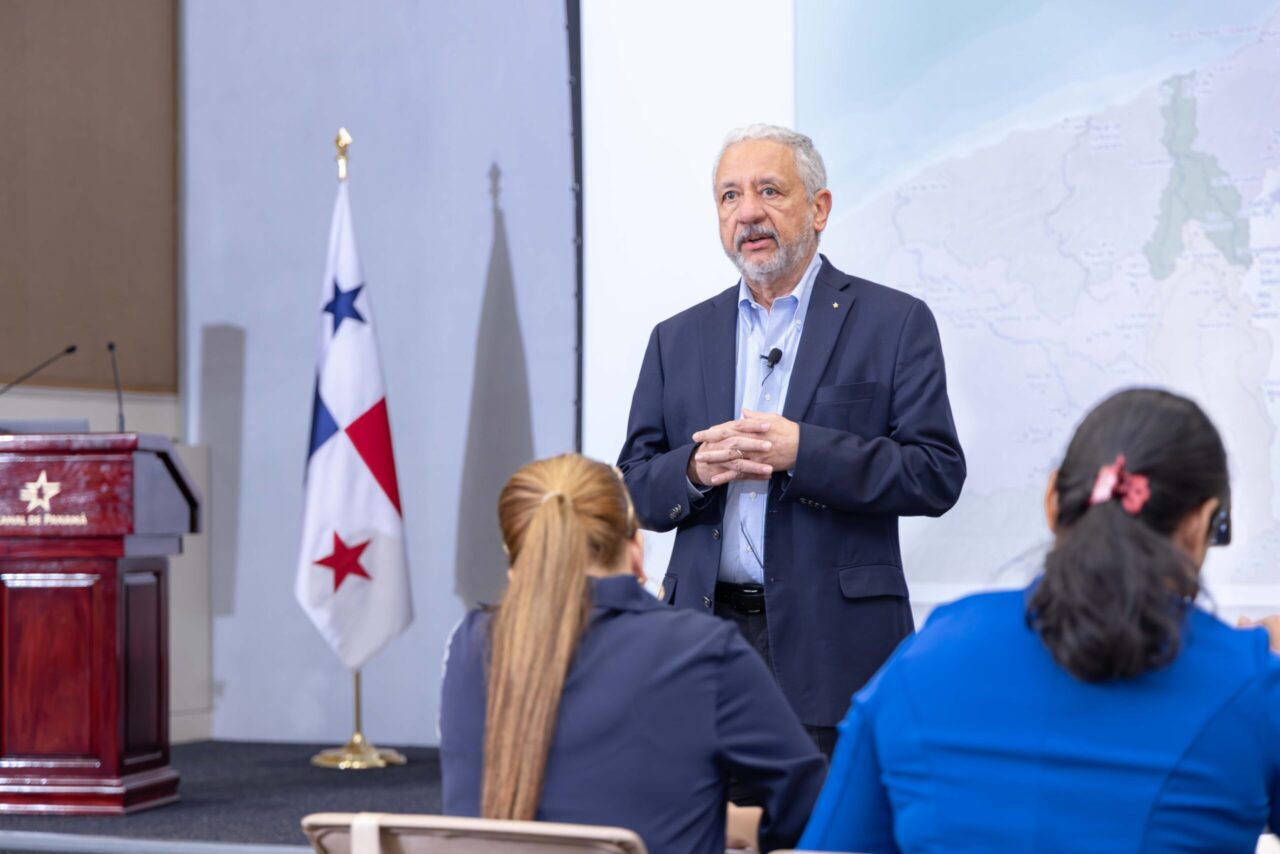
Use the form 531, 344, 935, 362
0, 0, 177, 393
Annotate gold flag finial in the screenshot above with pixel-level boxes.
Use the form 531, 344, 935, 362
335, 127, 353, 181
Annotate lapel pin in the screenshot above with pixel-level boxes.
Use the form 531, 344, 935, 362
832, 302, 839, 309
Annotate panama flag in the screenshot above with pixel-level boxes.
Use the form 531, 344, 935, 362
295, 181, 412, 670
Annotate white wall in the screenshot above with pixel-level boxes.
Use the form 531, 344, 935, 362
581, 0, 796, 581
182, 0, 577, 744
0, 387, 180, 438
170, 443, 212, 743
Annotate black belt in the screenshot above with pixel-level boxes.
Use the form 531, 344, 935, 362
715, 581, 766, 615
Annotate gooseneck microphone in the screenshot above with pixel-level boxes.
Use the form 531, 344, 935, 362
107, 342, 125, 432
0, 344, 78, 398
761, 347, 783, 370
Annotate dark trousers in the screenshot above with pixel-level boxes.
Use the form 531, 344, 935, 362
714, 585, 840, 768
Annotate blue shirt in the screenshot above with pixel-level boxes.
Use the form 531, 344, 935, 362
439, 575, 826, 854
799, 585, 1280, 853
716, 252, 821, 584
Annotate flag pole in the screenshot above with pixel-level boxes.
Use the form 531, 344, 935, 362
310, 670, 406, 769
308, 127, 407, 771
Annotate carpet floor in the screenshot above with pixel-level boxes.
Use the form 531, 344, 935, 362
0, 740, 442, 846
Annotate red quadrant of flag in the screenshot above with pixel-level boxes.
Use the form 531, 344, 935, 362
345, 398, 403, 514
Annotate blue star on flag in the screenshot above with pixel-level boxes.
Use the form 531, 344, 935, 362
324, 280, 366, 333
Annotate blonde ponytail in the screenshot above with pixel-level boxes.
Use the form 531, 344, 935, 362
481, 455, 635, 819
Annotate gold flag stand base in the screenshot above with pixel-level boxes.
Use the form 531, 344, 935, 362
310, 730, 406, 770
310, 669, 406, 770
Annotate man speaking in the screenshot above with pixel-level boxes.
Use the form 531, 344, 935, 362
618, 124, 965, 754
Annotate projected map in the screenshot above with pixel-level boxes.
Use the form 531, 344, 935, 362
797, 1, 1280, 606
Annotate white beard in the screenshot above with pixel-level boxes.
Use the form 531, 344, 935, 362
726, 215, 818, 286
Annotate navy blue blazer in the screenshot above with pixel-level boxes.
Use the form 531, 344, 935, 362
618, 257, 966, 726
439, 576, 827, 854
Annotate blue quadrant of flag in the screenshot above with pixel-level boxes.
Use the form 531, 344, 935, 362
308, 380, 340, 458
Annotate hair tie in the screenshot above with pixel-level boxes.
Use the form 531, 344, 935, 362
540, 490, 571, 507
1088, 454, 1151, 514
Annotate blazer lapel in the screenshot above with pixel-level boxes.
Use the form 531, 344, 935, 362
783, 258, 855, 421
699, 285, 739, 426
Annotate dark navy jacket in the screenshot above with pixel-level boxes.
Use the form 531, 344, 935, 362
439, 575, 826, 854
618, 257, 966, 726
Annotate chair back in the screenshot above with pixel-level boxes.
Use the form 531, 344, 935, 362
302, 812, 648, 854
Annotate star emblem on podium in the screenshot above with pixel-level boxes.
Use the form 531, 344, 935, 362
315, 532, 372, 592
20, 470, 61, 513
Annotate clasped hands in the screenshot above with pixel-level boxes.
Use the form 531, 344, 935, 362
687, 409, 799, 487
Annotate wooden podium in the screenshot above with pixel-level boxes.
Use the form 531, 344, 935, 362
0, 434, 199, 814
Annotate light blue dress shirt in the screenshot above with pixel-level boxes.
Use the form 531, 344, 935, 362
713, 253, 821, 585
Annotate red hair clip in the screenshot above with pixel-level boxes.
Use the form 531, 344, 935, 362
1088, 454, 1151, 515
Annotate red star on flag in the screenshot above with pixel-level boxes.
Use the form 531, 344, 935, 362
314, 532, 372, 592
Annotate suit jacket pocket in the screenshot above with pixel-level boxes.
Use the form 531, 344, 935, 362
838, 563, 908, 599
814, 381, 877, 406
659, 574, 678, 605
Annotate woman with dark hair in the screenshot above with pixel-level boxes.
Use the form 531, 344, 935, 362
440, 453, 825, 853
799, 388, 1280, 853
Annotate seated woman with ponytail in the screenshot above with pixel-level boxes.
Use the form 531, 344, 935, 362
440, 453, 825, 853
800, 388, 1280, 853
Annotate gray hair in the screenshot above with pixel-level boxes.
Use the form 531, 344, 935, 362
712, 124, 828, 199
